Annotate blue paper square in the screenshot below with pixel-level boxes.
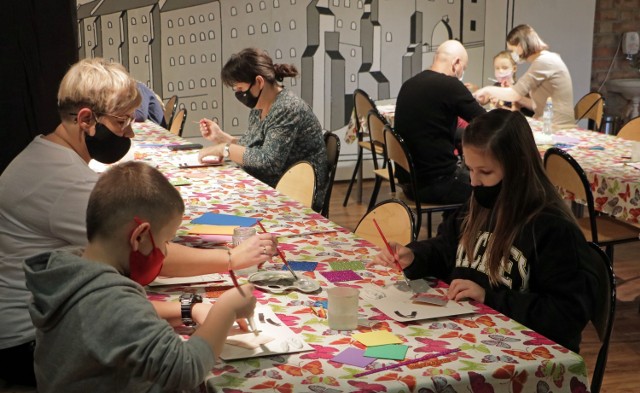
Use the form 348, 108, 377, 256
191, 212, 259, 227
281, 261, 318, 272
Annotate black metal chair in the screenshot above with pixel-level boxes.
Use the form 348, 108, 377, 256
366, 109, 395, 212
543, 147, 640, 262
383, 127, 462, 239
354, 199, 416, 249
584, 242, 616, 393
343, 89, 380, 206
163, 95, 178, 130
574, 92, 604, 131
169, 108, 187, 137
321, 131, 341, 218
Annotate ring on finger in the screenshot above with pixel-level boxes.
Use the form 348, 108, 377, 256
262, 246, 267, 255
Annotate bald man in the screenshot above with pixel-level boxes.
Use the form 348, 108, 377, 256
394, 40, 485, 206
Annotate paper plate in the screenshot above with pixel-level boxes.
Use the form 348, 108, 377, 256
249, 271, 320, 294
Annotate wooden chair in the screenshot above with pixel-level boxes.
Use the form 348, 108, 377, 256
343, 89, 380, 206
616, 116, 640, 141
275, 161, 317, 209
384, 127, 462, 239
584, 242, 616, 393
543, 147, 640, 262
574, 92, 604, 131
169, 108, 187, 137
354, 199, 415, 249
163, 95, 178, 130
321, 131, 341, 218
367, 109, 395, 211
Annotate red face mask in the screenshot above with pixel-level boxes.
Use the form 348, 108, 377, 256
129, 218, 165, 286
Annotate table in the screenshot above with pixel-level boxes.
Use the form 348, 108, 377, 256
132, 121, 591, 392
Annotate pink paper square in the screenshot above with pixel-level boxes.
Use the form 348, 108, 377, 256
320, 270, 361, 283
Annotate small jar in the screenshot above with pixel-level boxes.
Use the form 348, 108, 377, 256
231, 227, 258, 276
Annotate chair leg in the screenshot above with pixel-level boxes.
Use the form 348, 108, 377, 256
605, 246, 614, 265
414, 209, 422, 240
343, 145, 363, 206
367, 176, 383, 212
426, 212, 433, 239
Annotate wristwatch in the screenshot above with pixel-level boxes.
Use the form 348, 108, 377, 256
179, 293, 203, 326
222, 143, 231, 159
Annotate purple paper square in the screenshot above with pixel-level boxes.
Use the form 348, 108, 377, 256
320, 270, 361, 283
331, 348, 376, 368
281, 261, 318, 272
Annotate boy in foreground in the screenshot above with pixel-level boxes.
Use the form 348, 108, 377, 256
24, 161, 256, 392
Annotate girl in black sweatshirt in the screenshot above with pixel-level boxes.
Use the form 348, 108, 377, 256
369, 109, 597, 353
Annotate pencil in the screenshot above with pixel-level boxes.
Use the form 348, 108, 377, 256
258, 220, 299, 280
372, 218, 405, 274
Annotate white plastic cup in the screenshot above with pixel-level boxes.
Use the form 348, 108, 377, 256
631, 141, 640, 162
232, 227, 258, 276
327, 287, 359, 330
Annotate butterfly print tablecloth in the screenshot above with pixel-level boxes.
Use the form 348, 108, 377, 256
133, 121, 591, 393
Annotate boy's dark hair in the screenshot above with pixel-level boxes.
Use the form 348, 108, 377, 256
86, 161, 184, 241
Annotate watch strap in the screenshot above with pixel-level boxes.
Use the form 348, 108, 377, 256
180, 293, 203, 326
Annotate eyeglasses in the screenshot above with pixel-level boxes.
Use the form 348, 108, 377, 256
69, 111, 134, 130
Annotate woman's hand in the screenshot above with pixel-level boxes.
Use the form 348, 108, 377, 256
198, 144, 224, 162
199, 118, 233, 144
229, 233, 278, 270
447, 279, 485, 303
473, 87, 491, 105
366, 241, 415, 271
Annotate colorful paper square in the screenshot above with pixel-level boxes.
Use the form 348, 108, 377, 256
352, 330, 403, 347
191, 212, 259, 227
282, 261, 318, 272
329, 261, 365, 271
320, 270, 361, 283
331, 348, 376, 368
364, 344, 409, 360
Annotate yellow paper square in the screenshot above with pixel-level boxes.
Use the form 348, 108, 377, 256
351, 330, 403, 347
188, 224, 238, 235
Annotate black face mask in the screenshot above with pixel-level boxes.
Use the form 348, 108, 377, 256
234, 79, 263, 109
472, 181, 502, 209
85, 122, 131, 164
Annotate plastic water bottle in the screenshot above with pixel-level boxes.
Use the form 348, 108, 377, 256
542, 97, 553, 135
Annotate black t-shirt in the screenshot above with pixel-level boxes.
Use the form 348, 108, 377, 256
394, 70, 485, 184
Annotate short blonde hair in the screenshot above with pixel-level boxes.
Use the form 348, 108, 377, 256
57, 58, 141, 118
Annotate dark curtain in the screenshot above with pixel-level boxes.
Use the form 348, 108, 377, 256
0, 1, 78, 174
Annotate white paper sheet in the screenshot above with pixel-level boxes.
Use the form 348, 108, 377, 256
360, 283, 475, 322
220, 305, 313, 360
148, 273, 226, 286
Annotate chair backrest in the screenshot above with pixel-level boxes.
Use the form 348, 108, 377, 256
574, 92, 604, 131
585, 242, 616, 393
354, 199, 415, 249
321, 131, 341, 218
169, 108, 187, 137
353, 89, 377, 138
275, 161, 317, 209
616, 116, 640, 141
164, 95, 178, 129
367, 109, 388, 168
384, 126, 422, 234
543, 147, 598, 242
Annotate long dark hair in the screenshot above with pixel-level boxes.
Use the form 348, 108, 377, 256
221, 47, 298, 87
460, 109, 574, 285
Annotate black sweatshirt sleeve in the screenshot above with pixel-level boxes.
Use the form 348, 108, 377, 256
403, 205, 467, 281
483, 216, 594, 353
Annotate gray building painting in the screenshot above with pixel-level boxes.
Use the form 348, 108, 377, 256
76, 0, 488, 166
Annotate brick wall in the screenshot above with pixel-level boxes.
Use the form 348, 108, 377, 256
592, 0, 640, 127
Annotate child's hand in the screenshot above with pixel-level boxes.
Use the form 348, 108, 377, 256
366, 242, 414, 271
218, 284, 257, 320
447, 279, 485, 303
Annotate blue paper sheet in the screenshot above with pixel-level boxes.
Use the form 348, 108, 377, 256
190, 212, 259, 227
281, 261, 318, 272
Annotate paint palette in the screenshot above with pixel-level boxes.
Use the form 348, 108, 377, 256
249, 271, 320, 294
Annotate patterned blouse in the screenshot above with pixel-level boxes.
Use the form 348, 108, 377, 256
240, 88, 328, 211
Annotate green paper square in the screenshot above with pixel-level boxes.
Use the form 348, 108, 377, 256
363, 344, 409, 360
329, 260, 365, 271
